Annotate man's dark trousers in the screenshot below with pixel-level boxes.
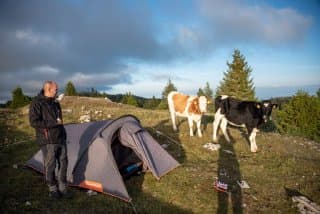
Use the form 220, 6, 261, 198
41, 143, 68, 192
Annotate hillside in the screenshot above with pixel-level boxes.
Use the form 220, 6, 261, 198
1, 96, 319, 213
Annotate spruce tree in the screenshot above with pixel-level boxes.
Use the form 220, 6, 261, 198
197, 88, 205, 96
10, 86, 30, 108
203, 82, 213, 100
158, 79, 177, 109
65, 81, 77, 96
216, 49, 256, 100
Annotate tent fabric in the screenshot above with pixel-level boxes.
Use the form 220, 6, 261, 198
26, 115, 180, 202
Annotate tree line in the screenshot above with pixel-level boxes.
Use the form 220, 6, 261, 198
3, 49, 319, 142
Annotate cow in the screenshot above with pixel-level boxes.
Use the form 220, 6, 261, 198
213, 95, 277, 152
168, 91, 208, 137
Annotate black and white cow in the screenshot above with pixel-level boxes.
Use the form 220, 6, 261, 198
213, 95, 277, 152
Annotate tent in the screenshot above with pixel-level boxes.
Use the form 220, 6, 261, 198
26, 115, 180, 202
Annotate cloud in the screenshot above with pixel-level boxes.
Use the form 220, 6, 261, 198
69, 71, 132, 90
15, 29, 67, 48
0, 0, 314, 102
196, 0, 312, 45
32, 65, 60, 74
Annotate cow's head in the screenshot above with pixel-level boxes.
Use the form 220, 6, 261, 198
198, 96, 208, 113
257, 101, 278, 123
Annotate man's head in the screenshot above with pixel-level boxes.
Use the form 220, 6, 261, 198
43, 81, 58, 98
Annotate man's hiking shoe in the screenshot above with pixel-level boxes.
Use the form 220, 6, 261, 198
49, 191, 61, 199
60, 190, 73, 199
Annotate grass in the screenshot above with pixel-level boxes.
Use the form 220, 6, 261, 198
1, 96, 320, 213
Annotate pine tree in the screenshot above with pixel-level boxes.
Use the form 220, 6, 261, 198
65, 81, 77, 96
197, 88, 205, 96
10, 86, 30, 109
216, 49, 256, 100
203, 82, 213, 100
158, 79, 177, 109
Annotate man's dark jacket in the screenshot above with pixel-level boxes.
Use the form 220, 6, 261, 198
29, 90, 66, 146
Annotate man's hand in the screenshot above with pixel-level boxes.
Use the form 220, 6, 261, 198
57, 118, 63, 125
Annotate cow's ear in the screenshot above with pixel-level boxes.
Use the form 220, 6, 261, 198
256, 104, 261, 109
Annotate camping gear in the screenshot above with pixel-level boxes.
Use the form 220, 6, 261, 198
237, 180, 250, 189
213, 178, 228, 193
26, 115, 180, 202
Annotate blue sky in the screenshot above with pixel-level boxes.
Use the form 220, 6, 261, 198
0, 0, 319, 102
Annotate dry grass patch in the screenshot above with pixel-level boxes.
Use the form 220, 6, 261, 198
0, 96, 319, 213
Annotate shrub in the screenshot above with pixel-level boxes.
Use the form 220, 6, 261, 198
276, 90, 320, 142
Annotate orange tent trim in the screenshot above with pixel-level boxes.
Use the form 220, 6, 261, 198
79, 180, 103, 192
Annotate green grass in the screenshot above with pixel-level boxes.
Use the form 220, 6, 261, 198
1, 96, 320, 213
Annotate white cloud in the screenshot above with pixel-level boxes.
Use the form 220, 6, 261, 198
32, 65, 60, 74
15, 29, 67, 47
69, 71, 131, 88
197, 0, 312, 44
177, 26, 201, 47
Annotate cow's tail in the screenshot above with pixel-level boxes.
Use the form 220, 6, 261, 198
215, 95, 229, 114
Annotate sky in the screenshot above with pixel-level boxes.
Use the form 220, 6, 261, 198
0, 0, 319, 103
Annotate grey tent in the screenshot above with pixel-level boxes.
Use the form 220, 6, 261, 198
26, 115, 180, 202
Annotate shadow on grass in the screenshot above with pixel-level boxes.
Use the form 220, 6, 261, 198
216, 136, 243, 214
1, 116, 191, 213
126, 171, 191, 213
123, 119, 189, 213
202, 114, 214, 133
166, 113, 214, 138
151, 119, 186, 162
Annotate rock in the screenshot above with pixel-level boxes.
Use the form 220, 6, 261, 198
87, 190, 98, 196
161, 144, 169, 149
79, 115, 91, 123
63, 109, 72, 113
203, 143, 221, 151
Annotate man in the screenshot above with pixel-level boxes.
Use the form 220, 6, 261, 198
29, 81, 71, 199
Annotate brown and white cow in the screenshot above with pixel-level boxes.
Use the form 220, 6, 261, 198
168, 91, 208, 137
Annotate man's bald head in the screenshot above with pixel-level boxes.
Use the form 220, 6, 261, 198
43, 81, 58, 98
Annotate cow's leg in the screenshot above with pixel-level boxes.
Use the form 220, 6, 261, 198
220, 117, 231, 142
248, 127, 258, 152
213, 109, 223, 142
196, 118, 202, 137
170, 111, 177, 131
187, 116, 194, 137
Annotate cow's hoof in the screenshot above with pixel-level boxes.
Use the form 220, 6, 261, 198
251, 149, 258, 153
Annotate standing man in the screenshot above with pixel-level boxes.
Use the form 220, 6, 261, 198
29, 81, 71, 199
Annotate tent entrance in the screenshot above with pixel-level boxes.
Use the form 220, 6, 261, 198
111, 131, 143, 179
